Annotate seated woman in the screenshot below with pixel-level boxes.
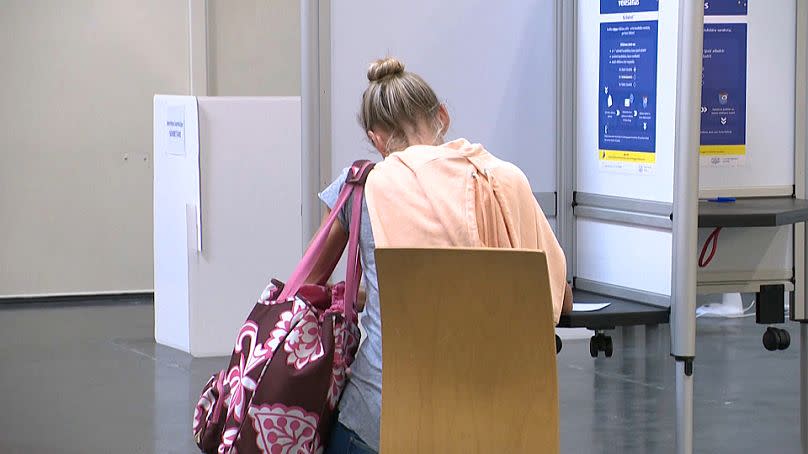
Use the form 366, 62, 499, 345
308, 57, 572, 454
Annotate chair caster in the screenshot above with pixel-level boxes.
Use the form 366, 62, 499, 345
763, 327, 790, 351
779, 329, 791, 349
555, 334, 562, 354
589, 332, 613, 358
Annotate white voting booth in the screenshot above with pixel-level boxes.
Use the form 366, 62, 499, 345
313, 0, 573, 329
572, 2, 804, 452
575, 1, 808, 452
575, 3, 800, 315
153, 96, 302, 357
303, 0, 808, 453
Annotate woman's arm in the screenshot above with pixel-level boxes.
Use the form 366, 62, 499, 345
561, 282, 573, 315
303, 209, 349, 285
357, 286, 367, 312
303, 205, 369, 312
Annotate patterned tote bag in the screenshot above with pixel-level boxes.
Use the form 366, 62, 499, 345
193, 160, 374, 454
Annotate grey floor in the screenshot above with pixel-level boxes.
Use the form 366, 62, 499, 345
0, 297, 802, 454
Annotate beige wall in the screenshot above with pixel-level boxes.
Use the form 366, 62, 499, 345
0, 1, 301, 297
209, 0, 301, 96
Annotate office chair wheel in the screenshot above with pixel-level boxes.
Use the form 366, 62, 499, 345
778, 328, 790, 350
589, 332, 613, 358
763, 327, 779, 351
556, 334, 562, 354
589, 337, 599, 358
763, 327, 790, 351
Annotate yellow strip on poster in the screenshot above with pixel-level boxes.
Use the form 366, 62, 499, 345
598, 150, 656, 164
699, 144, 746, 156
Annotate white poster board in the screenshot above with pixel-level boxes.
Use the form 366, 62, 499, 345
577, 1, 681, 203
698, 0, 797, 196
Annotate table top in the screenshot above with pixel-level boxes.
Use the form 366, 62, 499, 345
557, 290, 670, 330
698, 197, 808, 228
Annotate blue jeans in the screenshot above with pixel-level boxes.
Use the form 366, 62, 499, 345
325, 422, 377, 454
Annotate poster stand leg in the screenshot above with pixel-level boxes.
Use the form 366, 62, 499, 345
802, 323, 808, 454
676, 360, 694, 454
671, 0, 704, 453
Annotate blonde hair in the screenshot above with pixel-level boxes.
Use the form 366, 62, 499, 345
359, 57, 445, 152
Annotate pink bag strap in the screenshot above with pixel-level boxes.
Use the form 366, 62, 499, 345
343, 183, 364, 322
342, 160, 374, 320
278, 160, 374, 311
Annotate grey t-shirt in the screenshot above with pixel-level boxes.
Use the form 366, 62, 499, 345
319, 167, 382, 451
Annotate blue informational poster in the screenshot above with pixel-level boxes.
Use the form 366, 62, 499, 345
598, 20, 659, 164
704, 0, 748, 16
600, 0, 659, 14
700, 23, 747, 159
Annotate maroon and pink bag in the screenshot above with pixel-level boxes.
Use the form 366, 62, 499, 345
193, 160, 374, 454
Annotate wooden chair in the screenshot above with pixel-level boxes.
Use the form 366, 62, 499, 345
375, 248, 559, 453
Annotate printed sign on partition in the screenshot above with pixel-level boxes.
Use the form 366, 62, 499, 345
704, 0, 748, 16
700, 23, 747, 167
600, 0, 659, 14
598, 16, 659, 175
166, 105, 186, 157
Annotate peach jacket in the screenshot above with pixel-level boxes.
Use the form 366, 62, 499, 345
364, 138, 567, 323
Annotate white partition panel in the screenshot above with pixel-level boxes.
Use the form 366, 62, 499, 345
696, 226, 792, 287
576, 219, 673, 296
699, 0, 797, 195
154, 96, 302, 357
329, 0, 558, 193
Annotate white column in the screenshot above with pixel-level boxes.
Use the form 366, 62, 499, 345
188, 0, 208, 96
300, 0, 322, 249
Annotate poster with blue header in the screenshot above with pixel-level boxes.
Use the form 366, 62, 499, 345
704, 0, 748, 16
700, 22, 747, 167
598, 18, 659, 171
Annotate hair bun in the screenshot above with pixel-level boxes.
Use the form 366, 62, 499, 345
367, 57, 405, 82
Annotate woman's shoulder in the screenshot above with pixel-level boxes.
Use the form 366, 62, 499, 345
318, 167, 351, 209
476, 151, 533, 191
